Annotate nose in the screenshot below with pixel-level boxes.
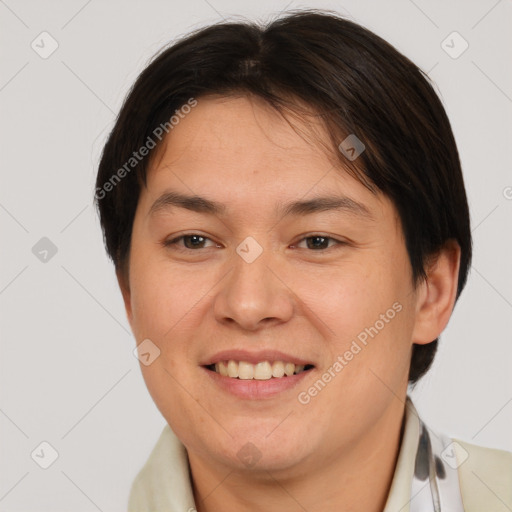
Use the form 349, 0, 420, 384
213, 245, 295, 331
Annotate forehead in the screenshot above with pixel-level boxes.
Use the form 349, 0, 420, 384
142, 95, 390, 220
150, 94, 334, 172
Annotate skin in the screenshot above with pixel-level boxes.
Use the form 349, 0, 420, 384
118, 94, 461, 511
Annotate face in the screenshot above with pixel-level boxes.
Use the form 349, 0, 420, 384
122, 95, 423, 475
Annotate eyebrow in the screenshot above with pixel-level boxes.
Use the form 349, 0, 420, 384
148, 191, 374, 220
149, 191, 227, 216
278, 195, 373, 219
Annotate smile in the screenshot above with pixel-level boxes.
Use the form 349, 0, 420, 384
206, 360, 314, 380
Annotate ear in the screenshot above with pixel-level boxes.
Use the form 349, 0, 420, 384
411, 240, 461, 345
116, 268, 133, 327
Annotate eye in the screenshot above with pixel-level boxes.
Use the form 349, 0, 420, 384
292, 235, 344, 251
163, 234, 219, 250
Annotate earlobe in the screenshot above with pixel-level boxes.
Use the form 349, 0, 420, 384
116, 268, 133, 326
411, 240, 461, 345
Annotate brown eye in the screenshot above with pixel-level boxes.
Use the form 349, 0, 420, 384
164, 234, 216, 250
306, 236, 330, 250
294, 235, 342, 251
182, 235, 208, 249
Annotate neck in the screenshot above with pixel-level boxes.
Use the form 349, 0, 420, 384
189, 399, 406, 512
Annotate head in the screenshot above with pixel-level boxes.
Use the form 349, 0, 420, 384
95, 11, 471, 473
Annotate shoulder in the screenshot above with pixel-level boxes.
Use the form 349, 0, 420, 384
127, 424, 196, 511
454, 439, 512, 512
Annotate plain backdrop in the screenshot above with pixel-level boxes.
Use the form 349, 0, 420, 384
1, 0, 511, 510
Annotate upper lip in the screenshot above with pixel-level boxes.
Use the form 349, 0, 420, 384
200, 349, 315, 367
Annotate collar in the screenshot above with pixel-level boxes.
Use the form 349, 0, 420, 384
128, 396, 464, 511
384, 397, 464, 512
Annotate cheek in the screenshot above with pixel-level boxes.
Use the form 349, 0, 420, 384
297, 254, 414, 384
293, 261, 402, 338
129, 252, 200, 338
128, 259, 209, 439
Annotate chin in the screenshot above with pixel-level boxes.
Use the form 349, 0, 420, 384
202, 424, 316, 474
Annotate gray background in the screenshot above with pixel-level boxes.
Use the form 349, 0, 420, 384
1, 0, 511, 510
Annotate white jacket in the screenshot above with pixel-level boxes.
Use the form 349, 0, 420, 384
128, 399, 512, 511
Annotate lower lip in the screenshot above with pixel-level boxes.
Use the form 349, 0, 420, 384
202, 367, 313, 400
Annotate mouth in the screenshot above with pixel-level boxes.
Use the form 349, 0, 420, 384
204, 360, 315, 380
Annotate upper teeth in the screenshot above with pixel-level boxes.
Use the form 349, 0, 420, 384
214, 360, 306, 380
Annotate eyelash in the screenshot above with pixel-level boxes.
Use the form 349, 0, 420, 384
163, 233, 345, 252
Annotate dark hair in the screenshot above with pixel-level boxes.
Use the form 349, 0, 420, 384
95, 9, 472, 384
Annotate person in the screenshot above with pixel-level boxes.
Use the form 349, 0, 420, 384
94, 9, 511, 512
